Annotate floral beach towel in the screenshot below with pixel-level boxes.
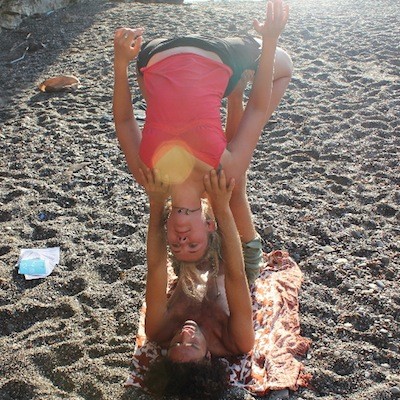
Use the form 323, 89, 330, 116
126, 250, 311, 397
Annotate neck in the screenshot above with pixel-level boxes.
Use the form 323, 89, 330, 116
170, 183, 204, 209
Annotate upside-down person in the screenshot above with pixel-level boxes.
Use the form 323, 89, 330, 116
113, 0, 291, 285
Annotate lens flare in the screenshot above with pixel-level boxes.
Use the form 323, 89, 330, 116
152, 143, 195, 184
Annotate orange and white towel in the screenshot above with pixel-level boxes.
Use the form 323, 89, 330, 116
126, 250, 311, 397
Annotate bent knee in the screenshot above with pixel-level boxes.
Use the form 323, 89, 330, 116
274, 47, 293, 80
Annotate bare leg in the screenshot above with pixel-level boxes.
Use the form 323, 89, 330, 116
262, 47, 293, 124
227, 47, 293, 283
230, 174, 257, 242
230, 174, 263, 285
226, 47, 293, 140
225, 69, 254, 143
226, 47, 293, 238
225, 71, 256, 242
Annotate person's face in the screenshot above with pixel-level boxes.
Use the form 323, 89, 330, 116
168, 320, 208, 362
166, 208, 214, 262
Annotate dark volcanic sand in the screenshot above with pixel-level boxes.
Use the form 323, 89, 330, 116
0, 0, 399, 399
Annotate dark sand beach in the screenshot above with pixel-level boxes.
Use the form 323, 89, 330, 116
0, 0, 399, 399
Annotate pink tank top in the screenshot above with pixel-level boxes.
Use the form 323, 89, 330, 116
139, 53, 232, 168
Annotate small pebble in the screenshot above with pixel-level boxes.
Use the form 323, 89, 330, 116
376, 280, 385, 289
365, 361, 374, 367
354, 283, 363, 289
388, 343, 399, 353
390, 386, 400, 396
351, 230, 363, 239
322, 245, 335, 253
380, 363, 390, 369
101, 114, 113, 122
379, 328, 388, 334
344, 322, 353, 328
336, 258, 348, 265
361, 289, 374, 295
364, 371, 371, 378
135, 109, 146, 120
381, 256, 390, 266
38, 212, 47, 221
263, 225, 274, 236
358, 262, 367, 268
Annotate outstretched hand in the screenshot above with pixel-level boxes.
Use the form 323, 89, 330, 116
204, 170, 235, 213
114, 27, 144, 66
253, 0, 289, 40
140, 168, 170, 205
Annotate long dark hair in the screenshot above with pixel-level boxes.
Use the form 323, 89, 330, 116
144, 357, 229, 399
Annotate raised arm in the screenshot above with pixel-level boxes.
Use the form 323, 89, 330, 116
113, 27, 145, 186
226, 0, 289, 177
140, 169, 171, 340
204, 170, 255, 353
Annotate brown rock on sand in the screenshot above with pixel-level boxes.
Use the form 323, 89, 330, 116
38, 75, 80, 92
0, 0, 399, 399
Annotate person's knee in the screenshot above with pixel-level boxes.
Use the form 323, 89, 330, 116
274, 47, 293, 80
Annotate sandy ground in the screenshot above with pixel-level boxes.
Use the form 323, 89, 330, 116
0, 0, 399, 399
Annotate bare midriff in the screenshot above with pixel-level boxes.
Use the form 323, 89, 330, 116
147, 46, 223, 67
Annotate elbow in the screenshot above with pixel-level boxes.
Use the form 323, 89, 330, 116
144, 323, 160, 343
145, 328, 166, 344
114, 116, 133, 129
239, 344, 254, 354
247, 331, 256, 352
238, 333, 255, 354
145, 329, 157, 343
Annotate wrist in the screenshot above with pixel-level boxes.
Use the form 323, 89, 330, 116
114, 60, 129, 73
213, 205, 232, 219
149, 199, 166, 209
261, 36, 279, 47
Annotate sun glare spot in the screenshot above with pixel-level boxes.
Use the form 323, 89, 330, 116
153, 144, 195, 184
